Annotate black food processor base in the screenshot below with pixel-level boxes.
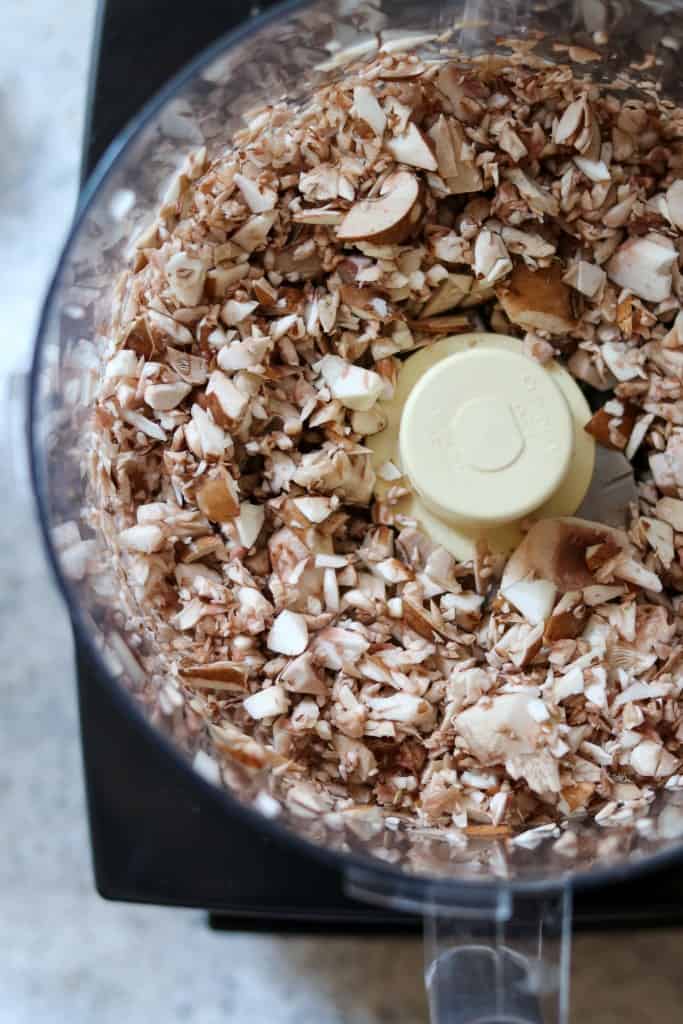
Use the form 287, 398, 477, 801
78, 0, 683, 931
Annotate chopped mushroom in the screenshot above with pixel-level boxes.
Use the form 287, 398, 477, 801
234, 173, 277, 213
90, 48, 683, 845
497, 262, 575, 334
236, 503, 265, 548
317, 355, 384, 412
353, 85, 386, 136
473, 230, 512, 285
144, 381, 192, 411
666, 180, 683, 231
337, 171, 420, 244
165, 252, 207, 306
244, 686, 290, 720
427, 115, 482, 193
120, 524, 164, 554
196, 473, 239, 522
562, 260, 605, 299
503, 518, 629, 592
456, 695, 542, 764
501, 577, 557, 625
606, 236, 677, 303
268, 610, 309, 656
385, 123, 437, 171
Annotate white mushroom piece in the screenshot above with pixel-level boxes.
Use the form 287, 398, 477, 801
456, 694, 541, 763
500, 577, 557, 625
267, 610, 309, 656
316, 354, 384, 412
502, 518, 629, 593
606, 235, 677, 303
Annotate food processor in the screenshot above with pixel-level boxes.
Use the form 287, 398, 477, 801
29, 1, 683, 1021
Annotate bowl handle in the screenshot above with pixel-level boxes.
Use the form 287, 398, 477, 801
346, 868, 572, 1024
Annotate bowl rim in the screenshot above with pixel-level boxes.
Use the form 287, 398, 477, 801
28, 0, 683, 905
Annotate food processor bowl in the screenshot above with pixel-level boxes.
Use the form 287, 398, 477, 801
29, 2, 683, 1021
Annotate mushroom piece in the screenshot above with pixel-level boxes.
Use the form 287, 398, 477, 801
144, 380, 192, 411
666, 180, 683, 231
455, 694, 542, 765
656, 497, 683, 532
420, 274, 472, 317
427, 114, 482, 194
316, 354, 384, 412
562, 260, 606, 299
502, 517, 629, 593
410, 313, 470, 334
500, 577, 557, 625
337, 171, 421, 245
165, 347, 208, 385
496, 262, 575, 335
231, 211, 277, 253
567, 349, 615, 391
606, 235, 676, 303
235, 502, 265, 549
147, 309, 194, 347
574, 156, 610, 182
206, 370, 249, 421
205, 263, 250, 298
352, 85, 386, 136
181, 661, 249, 692
474, 230, 512, 285
543, 592, 588, 642
105, 350, 139, 379
271, 244, 322, 278
233, 173, 277, 213
267, 609, 309, 656
504, 168, 559, 217
188, 404, 228, 459
165, 251, 207, 307
196, 472, 240, 522
385, 122, 438, 171
584, 401, 638, 451
243, 685, 290, 720
119, 524, 164, 554
339, 284, 391, 321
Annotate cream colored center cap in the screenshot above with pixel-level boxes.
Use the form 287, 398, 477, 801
454, 398, 523, 471
399, 347, 573, 526
367, 333, 596, 559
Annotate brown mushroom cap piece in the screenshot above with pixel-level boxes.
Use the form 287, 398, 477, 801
501, 517, 630, 593
337, 171, 421, 245
496, 261, 576, 335
585, 401, 638, 452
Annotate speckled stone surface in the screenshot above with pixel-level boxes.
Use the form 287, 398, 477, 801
1, 1, 93, 377
1, 2, 683, 1021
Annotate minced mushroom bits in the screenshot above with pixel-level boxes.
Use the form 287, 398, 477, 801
85, 48, 683, 841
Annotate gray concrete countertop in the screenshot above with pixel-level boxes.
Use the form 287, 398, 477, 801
1, 1, 682, 1020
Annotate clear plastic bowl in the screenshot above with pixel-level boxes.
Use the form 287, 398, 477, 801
29, 2, 683, 1021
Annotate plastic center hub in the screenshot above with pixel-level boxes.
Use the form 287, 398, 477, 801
367, 333, 596, 559
453, 397, 524, 471
399, 346, 573, 526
